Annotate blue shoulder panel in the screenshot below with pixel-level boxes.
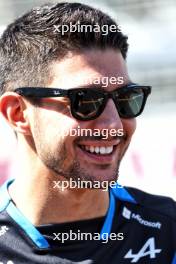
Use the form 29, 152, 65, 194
172, 254, 176, 264
110, 182, 137, 204
0, 179, 14, 212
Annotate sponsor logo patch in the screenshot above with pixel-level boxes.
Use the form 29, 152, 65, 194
122, 207, 161, 229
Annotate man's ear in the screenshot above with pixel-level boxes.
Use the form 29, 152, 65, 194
0, 92, 32, 135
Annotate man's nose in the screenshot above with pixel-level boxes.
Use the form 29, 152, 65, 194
93, 98, 123, 134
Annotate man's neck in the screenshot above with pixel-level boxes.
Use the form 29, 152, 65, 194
8, 176, 109, 226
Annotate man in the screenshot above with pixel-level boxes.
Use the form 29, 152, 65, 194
0, 2, 175, 264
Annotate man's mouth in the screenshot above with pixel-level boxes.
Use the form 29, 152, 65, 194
79, 145, 114, 155
77, 139, 121, 162
77, 139, 121, 165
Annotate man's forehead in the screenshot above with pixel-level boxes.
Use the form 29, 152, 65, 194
49, 49, 129, 89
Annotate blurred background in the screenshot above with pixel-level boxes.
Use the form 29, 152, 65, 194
0, 0, 176, 198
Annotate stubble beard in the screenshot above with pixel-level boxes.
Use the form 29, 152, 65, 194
34, 134, 121, 185
33, 119, 129, 187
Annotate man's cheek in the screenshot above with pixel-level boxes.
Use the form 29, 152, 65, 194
122, 119, 137, 138
60, 136, 77, 165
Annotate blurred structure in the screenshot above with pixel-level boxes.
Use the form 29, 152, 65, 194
0, 0, 176, 198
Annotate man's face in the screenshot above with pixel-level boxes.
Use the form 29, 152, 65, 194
30, 49, 136, 183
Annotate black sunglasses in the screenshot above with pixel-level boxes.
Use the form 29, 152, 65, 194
14, 83, 151, 121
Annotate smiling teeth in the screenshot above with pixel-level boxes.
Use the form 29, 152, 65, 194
83, 145, 114, 155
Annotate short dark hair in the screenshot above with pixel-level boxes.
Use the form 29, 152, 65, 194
0, 2, 128, 96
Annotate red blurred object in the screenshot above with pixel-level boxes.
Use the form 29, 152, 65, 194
131, 151, 144, 178
0, 160, 10, 185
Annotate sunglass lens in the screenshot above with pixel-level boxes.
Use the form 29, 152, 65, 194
71, 90, 105, 120
115, 88, 145, 118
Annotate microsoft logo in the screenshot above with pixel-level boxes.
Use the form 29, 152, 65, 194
122, 207, 131, 219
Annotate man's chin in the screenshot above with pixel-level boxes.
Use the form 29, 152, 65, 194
82, 169, 119, 184
78, 174, 118, 191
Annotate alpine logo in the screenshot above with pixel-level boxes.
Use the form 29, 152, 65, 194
122, 207, 161, 229
124, 237, 162, 263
